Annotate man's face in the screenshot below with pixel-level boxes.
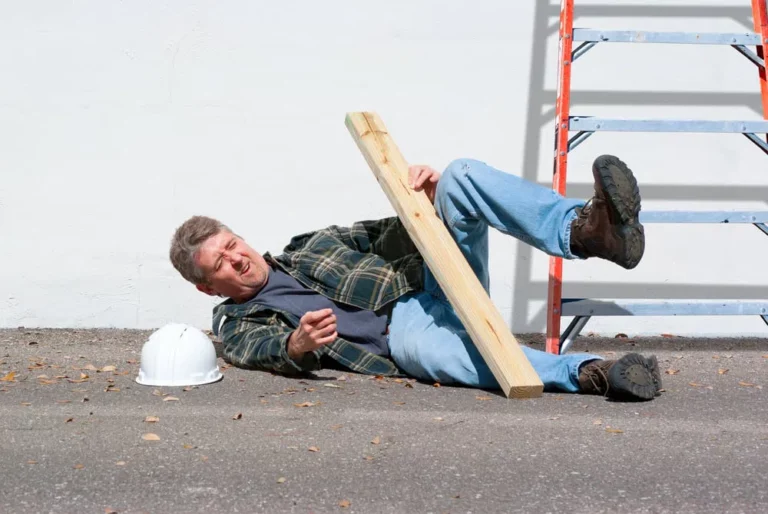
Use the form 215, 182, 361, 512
194, 231, 270, 303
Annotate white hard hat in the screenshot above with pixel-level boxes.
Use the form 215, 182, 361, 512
136, 323, 223, 387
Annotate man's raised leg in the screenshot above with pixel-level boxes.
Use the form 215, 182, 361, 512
390, 156, 660, 400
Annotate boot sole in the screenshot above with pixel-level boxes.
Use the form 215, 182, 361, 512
592, 155, 645, 269
646, 355, 662, 394
607, 353, 657, 401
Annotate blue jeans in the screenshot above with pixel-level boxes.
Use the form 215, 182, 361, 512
387, 158, 602, 392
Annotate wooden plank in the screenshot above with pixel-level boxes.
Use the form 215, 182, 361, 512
345, 112, 543, 399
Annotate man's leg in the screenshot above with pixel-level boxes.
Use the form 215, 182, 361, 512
388, 291, 601, 392
422, 157, 584, 298
390, 155, 659, 400
422, 155, 645, 299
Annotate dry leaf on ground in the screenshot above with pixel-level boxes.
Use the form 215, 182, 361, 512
1, 371, 17, 382
144, 416, 160, 423
718, 369, 729, 375
308, 446, 320, 452
324, 383, 341, 388
100, 366, 116, 372
739, 381, 758, 387
163, 396, 179, 402
115, 461, 126, 466
232, 413, 243, 420
665, 369, 680, 375
371, 436, 381, 445
593, 419, 603, 425
364, 455, 374, 461
27, 460, 37, 465
331, 424, 343, 430
605, 428, 624, 434
83, 364, 98, 371
65, 418, 74, 423
73, 463, 85, 469
476, 395, 492, 401
142, 433, 160, 441
277, 477, 286, 484
20, 402, 31, 406
293, 401, 318, 408
339, 500, 351, 508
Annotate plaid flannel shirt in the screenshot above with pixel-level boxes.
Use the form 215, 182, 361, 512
212, 216, 424, 376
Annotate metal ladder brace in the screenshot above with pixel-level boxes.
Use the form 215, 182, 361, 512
547, 0, 768, 354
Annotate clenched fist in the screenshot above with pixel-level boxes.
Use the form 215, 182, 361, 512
287, 308, 338, 359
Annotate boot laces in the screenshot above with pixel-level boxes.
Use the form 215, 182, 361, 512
574, 198, 594, 228
582, 362, 611, 396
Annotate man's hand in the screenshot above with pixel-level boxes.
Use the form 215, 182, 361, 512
408, 165, 441, 204
287, 309, 337, 359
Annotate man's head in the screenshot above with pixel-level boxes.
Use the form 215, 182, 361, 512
169, 216, 270, 303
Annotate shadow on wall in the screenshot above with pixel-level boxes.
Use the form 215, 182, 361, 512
513, 2, 768, 332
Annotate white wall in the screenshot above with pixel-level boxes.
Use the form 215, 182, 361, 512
2, 0, 766, 336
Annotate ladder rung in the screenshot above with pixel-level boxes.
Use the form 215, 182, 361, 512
569, 117, 768, 133
640, 211, 768, 223
561, 299, 768, 317
572, 29, 762, 46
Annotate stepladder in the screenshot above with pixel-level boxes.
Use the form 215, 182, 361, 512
547, 0, 768, 354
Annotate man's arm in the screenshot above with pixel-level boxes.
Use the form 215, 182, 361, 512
331, 217, 419, 260
220, 317, 320, 375
331, 165, 440, 257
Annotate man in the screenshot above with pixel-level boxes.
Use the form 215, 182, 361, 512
170, 155, 661, 401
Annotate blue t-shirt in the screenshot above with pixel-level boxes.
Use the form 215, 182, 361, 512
250, 266, 390, 356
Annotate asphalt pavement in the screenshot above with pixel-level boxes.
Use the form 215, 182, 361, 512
2, 328, 768, 514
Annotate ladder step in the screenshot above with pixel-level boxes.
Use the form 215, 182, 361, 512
569, 117, 768, 133
640, 211, 768, 223
561, 299, 768, 317
572, 29, 762, 46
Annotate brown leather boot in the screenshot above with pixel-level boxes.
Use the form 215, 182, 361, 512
570, 155, 645, 269
578, 353, 660, 401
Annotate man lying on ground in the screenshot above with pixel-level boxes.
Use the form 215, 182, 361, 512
170, 155, 661, 401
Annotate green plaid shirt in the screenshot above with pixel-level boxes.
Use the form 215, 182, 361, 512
212, 216, 424, 376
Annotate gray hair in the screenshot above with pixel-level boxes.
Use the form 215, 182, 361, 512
170, 215, 232, 285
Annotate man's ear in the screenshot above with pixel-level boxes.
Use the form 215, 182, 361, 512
196, 283, 218, 296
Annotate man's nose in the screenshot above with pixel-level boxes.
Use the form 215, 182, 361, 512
228, 252, 243, 267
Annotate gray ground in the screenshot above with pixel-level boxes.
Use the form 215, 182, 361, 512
1, 329, 768, 514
